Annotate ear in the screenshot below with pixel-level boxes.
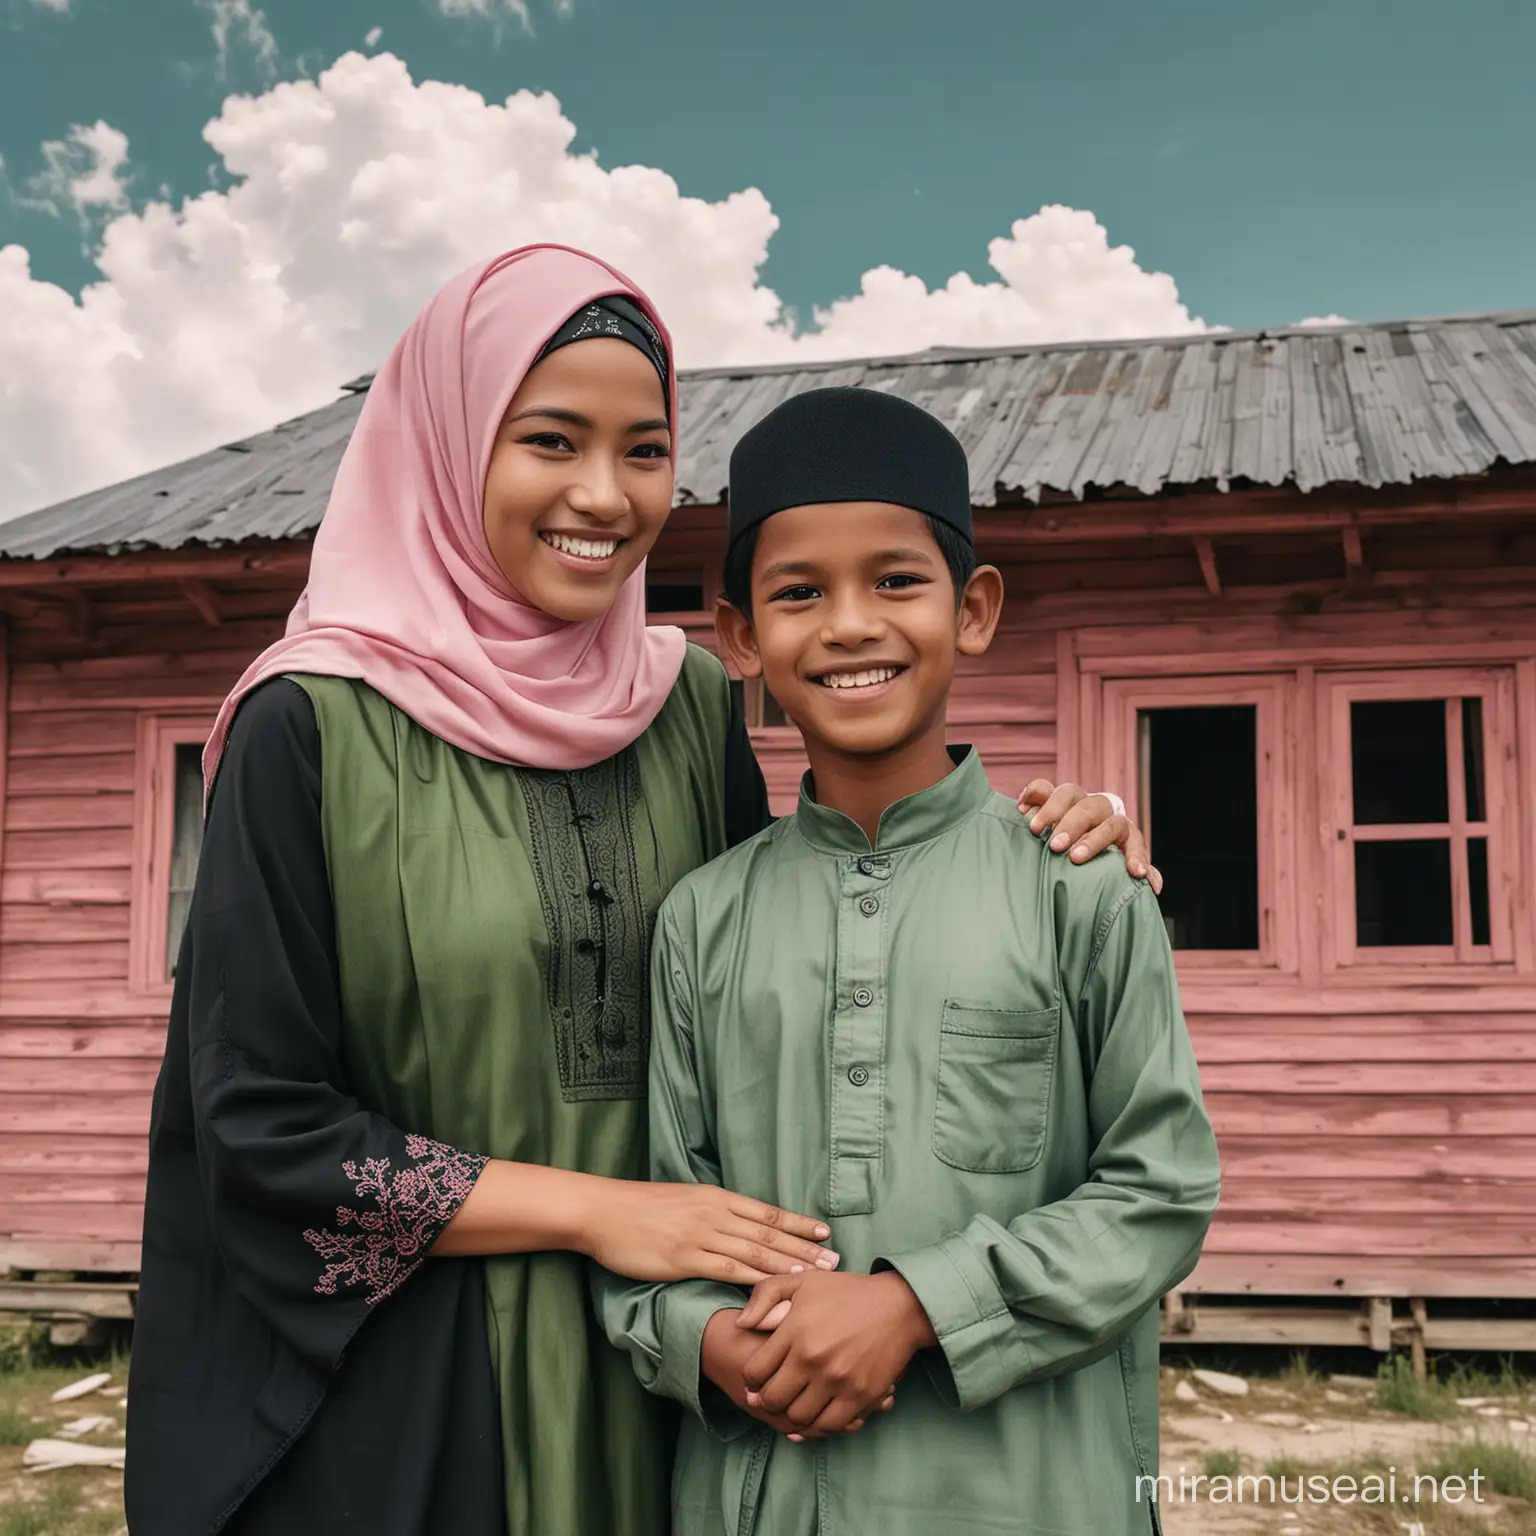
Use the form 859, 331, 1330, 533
714, 597, 763, 679
956, 565, 1004, 658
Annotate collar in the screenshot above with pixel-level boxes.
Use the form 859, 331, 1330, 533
793, 746, 992, 857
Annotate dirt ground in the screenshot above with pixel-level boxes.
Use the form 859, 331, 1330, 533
2, 1349, 1533, 1535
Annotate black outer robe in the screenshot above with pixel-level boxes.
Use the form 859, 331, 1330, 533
124, 678, 771, 1535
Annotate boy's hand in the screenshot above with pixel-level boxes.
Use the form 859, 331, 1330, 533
1017, 779, 1162, 894
700, 1307, 892, 1440
737, 1271, 935, 1436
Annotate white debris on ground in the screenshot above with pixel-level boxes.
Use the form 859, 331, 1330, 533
1191, 1369, 1250, 1398
57, 1415, 116, 1439
22, 1439, 126, 1472
48, 1372, 112, 1404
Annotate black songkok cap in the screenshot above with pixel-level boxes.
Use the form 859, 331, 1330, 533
726, 386, 973, 553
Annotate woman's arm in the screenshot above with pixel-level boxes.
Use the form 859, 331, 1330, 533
197, 681, 828, 1316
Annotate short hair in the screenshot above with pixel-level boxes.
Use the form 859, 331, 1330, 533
721, 515, 977, 616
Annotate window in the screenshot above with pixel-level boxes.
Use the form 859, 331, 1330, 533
1101, 675, 1295, 971
1140, 705, 1258, 949
1321, 670, 1517, 967
166, 744, 205, 977
645, 578, 705, 613
130, 715, 214, 994
741, 676, 787, 729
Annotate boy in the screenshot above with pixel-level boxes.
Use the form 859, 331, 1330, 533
596, 387, 1220, 1534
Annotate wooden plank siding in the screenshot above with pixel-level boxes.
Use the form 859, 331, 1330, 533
0, 511, 1533, 1308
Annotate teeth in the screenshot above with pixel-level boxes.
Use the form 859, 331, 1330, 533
543, 532, 621, 560
818, 667, 900, 690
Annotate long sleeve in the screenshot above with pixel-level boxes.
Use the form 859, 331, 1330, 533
876, 879, 1220, 1411
589, 901, 753, 1438
186, 678, 486, 1372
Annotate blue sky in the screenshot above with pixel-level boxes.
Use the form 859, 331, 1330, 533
2, 0, 1534, 515
6, 0, 1535, 328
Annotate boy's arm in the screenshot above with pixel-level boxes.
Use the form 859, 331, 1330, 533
873, 879, 1221, 1412
587, 900, 755, 1438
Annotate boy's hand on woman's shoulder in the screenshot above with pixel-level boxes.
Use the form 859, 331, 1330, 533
733, 1271, 934, 1438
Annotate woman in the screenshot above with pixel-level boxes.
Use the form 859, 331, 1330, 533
125, 245, 1154, 1536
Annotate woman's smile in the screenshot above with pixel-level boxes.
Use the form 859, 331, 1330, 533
538, 529, 627, 567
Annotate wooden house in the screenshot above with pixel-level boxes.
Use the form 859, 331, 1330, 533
1, 312, 1534, 1357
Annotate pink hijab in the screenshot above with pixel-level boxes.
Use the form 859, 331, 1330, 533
204, 245, 687, 792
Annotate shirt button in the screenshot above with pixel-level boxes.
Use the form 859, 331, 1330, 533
857, 858, 877, 876
859, 896, 880, 917
847, 1064, 870, 1086
853, 987, 874, 1007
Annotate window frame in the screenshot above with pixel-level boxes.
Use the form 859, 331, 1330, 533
1100, 672, 1299, 974
128, 712, 214, 998
1318, 667, 1520, 973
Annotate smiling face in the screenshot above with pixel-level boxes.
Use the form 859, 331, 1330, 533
481, 337, 673, 622
716, 501, 1003, 762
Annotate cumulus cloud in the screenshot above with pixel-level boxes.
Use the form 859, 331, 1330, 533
365, 26, 383, 47
1289, 314, 1355, 329
205, 0, 279, 80
26, 120, 131, 217
28, 0, 70, 10
0, 51, 1209, 517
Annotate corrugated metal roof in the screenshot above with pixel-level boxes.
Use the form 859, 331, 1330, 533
4, 311, 1536, 561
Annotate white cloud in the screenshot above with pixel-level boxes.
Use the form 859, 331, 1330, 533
0, 51, 1209, 518
437, 0, 534, 31
204, 0, 279, 80
365, 26, 383, 47
28, 0, 70, 10
1289, 314, 1354, 329
27, 120, 131, 217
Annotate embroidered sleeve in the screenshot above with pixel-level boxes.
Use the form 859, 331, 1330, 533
302, 1134, 488, 1304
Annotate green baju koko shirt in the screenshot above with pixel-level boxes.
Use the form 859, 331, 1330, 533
594, 747, 1221, 1536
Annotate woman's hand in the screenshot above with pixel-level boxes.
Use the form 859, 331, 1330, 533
578, 1179, 839, 1285
1017, 779, 1162, 894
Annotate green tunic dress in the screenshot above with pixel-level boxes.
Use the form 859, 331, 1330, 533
291, 643, 733, 1536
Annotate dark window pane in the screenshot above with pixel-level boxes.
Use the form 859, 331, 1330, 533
754, 681, 787, 728
1468, 837, 1491, 947
1355, 839, 1451, 946
1462, 698, 1486, 822
168, 743, 206, 978
645, 582, 704, 613
1142, 705, 1258, 950
1351, 699, 1448, 824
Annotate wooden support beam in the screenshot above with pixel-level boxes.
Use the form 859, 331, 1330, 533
1342, 525, 1366, 574
0, 541, 312, 590
64, 589, 94, 643
178, 579, 223, 627
0, 1281, 136, 1320
1163, 1290, 1194, 1334
1409, 1298, 1428, 1380
1369, 1295, 1393, 1352
1193, 536, 1222, 596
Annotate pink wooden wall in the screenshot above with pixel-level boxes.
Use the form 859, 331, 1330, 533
1, 507, 1533, 1306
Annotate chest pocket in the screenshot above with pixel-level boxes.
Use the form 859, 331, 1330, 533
932, 1001, 1059, 1174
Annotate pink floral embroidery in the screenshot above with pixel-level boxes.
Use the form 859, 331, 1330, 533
303, 1134, 487, 1304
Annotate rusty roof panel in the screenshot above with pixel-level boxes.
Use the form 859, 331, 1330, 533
4, 311, 1536, 560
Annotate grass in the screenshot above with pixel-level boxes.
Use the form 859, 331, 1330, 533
0, 1411, 45, 1450
1419, 1436, 1536, 1505
1202, 1449, 1241, 1479
0, 1344, 128, 1536
0, 1478, 123, 1536
1373, 1353, 1536, 1421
